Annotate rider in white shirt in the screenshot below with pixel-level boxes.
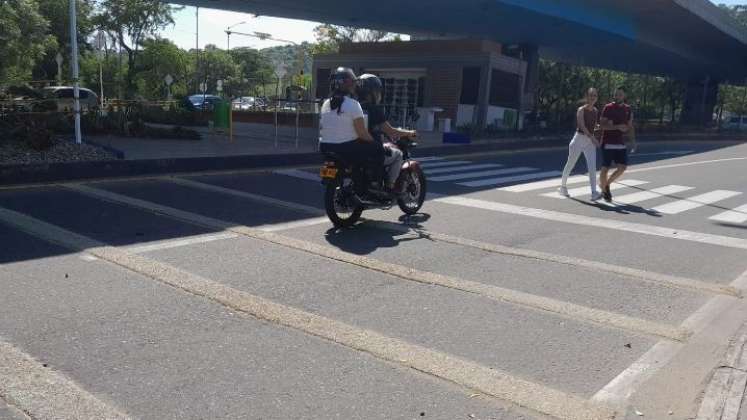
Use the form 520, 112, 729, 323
319, 68, 384, 196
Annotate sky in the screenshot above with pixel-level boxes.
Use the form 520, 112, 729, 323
159, 1, 747, 51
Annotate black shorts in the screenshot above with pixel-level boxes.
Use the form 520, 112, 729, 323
602, 148, 628, 167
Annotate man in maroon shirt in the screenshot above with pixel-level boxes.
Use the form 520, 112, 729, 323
599, 87, 636, 202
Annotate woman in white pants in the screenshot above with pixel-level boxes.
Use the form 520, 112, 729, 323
559, 88, 602, 201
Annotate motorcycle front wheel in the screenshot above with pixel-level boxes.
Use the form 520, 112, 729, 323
397, 167, 427, 215
324, 181, 363, 228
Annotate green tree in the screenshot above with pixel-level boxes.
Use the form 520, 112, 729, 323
94, 0, 180, 97
135, 38, 193, 99
0, 0, 54, 84
230, 47, 275, 96
196, 45, 239, 96
32, 0, 95, 82
311, 24, 395, 54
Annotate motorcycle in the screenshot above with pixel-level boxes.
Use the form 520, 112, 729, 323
320, 137, 427, 228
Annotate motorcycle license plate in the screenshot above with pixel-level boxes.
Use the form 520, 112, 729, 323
320, 167, 338, 179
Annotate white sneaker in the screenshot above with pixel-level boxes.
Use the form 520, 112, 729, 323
590, 191, 603, 201
558, 186, 570, 197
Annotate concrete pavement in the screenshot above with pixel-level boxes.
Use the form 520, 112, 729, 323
1, 140, 746, 419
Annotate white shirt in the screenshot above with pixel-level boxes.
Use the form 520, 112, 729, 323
319, 97, 365, 144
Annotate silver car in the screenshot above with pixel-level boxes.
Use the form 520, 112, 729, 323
42, 86, 99, 112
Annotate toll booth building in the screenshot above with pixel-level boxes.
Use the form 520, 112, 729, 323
312, 39, 529, 131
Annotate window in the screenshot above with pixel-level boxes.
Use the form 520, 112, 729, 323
316, 68, 331, 99
57, 89, 74, 98
459, 67, 481, 105
489, 69, 520, 108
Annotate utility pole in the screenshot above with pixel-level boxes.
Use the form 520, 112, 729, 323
69, 0, 82, 144
195, 6, 200, 93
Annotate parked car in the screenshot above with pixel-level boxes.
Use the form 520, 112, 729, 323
232, 96, 255, 111
41, 86, 99, 112
724, 115, 747, 130
185, 94, 223, 112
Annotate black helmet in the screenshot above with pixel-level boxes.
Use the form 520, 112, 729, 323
329, 67, 357, 93
356, 74, 383, 104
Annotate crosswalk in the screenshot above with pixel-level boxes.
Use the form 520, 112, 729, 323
274, 156, 747, 225
421, 156, 747, 224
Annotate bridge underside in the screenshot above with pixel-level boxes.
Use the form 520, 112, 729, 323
182, 0, 747, 82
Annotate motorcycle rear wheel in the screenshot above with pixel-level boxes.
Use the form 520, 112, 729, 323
324, 182, 363, 228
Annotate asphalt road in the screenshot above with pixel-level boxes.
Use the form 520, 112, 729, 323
1, 140, 746, 420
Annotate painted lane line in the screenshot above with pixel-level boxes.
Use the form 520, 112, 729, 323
431, 167, 536, 183
424, 163, 504, 175
629, 151, 693, 157
420, 160, 472, 168
593, 268, 747, 407
411, 156, 444, 162
65, 184, 689, 341
161, 180, 739, 298
0, 339, 131, 420
0, 207, 616, 420
542, 180, 649, 199
709, 204, 747, 225
170, 178, 325, 216
255, 216, 331, 232
124, 232, 239, 254
460, 171, 563, 188
500, 175, 588, 192
613, 185, 695, 205
628, 157, 747, 174
273, 169, 320, 183
501, 157, 747, 194
653, 190, 742, 215
363, 220, 740, 298
434, 196, 747, 250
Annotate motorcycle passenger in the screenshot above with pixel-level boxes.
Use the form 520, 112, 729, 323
319, 68, 384, 196
356, 74, 417, 194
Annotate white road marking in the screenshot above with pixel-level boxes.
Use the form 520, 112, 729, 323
425, 163, 504, 174
420, 160, 472, 168
653, 190, 743, 215
364, 220, 740, 297
0, 340, 131, 420
170, 178, 325, 215
629, 151, 694, 157
613, 185, 695, 205
459, 171, 562, 188
80, 254, 98, 262
709, 204, 747, 224
500, 175, 588, 192
160, 179, 738, 297
593, 268, 747, 408
0, 206, 617, 420
627, 157, 747, 174
412, 156, 444, 162
501, 157, 747, 193
542, 180, 649, 199
434, 196, 747, 250
124, 232, 239, 254
256, 216, 331, 232
431, 167, 536, 182
64, 184, 690, 340
274, 169, 320, 183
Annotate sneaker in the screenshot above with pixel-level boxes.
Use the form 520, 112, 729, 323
602, 185, 612, 202
558, 186, 570, 197
590, 191, 603, 201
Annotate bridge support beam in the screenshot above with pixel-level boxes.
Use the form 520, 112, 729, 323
680, 77, 719, 126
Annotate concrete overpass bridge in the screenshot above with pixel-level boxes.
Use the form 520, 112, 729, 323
180, 0, 747, 123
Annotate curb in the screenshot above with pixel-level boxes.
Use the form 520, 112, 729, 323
696, 323, 747, 420
0, 135, 743, 187
0, 137, 569, 186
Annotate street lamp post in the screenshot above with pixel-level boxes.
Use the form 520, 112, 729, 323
68, 0, 82, 144
225, 21, 247, 51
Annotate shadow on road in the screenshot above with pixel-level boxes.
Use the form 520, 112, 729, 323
324, 214, 433, 255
